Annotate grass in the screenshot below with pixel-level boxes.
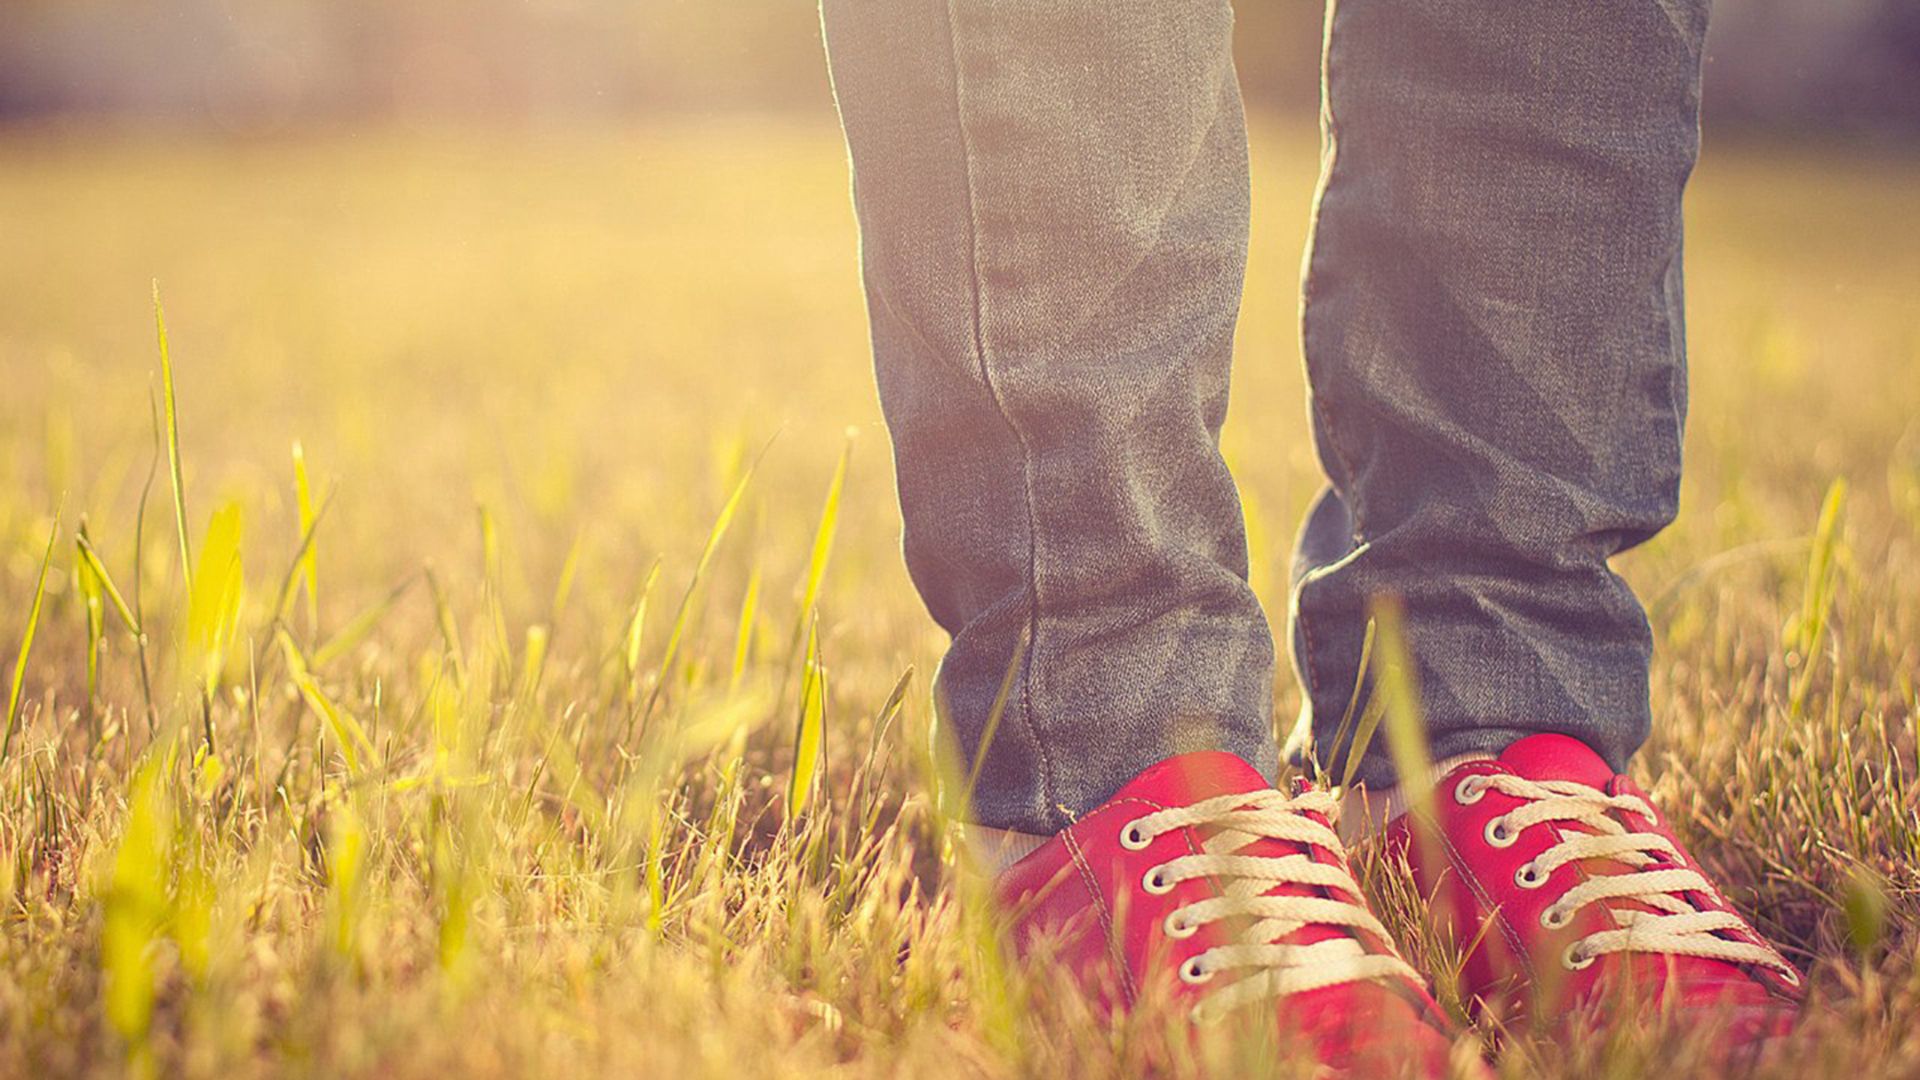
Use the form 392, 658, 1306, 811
0, 116, 1917, 1077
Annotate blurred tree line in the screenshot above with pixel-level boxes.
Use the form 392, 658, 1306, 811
1, 0, 1915, 135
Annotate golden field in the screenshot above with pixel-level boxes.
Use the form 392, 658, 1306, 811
0, 117, 1918, 1076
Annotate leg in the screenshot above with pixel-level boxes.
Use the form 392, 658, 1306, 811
821, 0, 1274, 833
1287, 0, 1709, 787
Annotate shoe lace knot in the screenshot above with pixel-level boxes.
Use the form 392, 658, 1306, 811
1122, 788, 1421, 1017
1460, 772, 1799, 983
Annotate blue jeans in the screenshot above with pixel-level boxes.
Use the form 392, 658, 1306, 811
822, 0, 1707, 834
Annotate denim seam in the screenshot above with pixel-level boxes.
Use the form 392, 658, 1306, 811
1300, 0, 1367, 541
1295, 0, 1365, 761
1659, 222, 1688, 527
936, 0, 1060, 827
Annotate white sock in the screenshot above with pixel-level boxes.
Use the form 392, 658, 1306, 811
959, 824, 1051, 875
1339, 751, 1495, 843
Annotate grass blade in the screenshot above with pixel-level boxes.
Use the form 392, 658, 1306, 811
277, 630, 375, 776
154, 283, 193, 589
425, 565, 467, 687
794, 433, 851, 641
101, 758, 172, 1071
77, 529, 106, 704
629, 439, 770, 739
785, 617, 826, 822
2, 500, 63, 766
622, 558, 663, 694
660, 450, 759, 671
292, 441, 320, 624
779, 436, 851, 699
730, 561, 761, 692
1368, 596, 1434, 821
76, 528, 141, 635
1789, 477, 1848, 718
185, 502, 246, 698
273, 486, 334, 627
961, 629, 1025, 812
550, 530, 585, 625
310, 576, 416, 669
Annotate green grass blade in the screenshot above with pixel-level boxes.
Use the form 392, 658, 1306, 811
854, 667, 914, 795
76, 528, 141, 634
3, 500, 64, 766
154, 283, 193, 590
794, 434, 850, 635
623, 559, 663, 687
77, 529, 105, 703
426, 566, 467, 686
550, 530, 585, 625
292, 441, 319, 624
630, 441, 769, 738
101, 758, 171, 1067
273, 487, 334, 627
785, 617, 826, 822
1789, 477, 1849, 718
310, 576, 416, 669
1369, 596, 1434, 820
277, 630, 375, 776
730, 562, 761, 692
660, 450, 759, 670
131, 391, 164, 734
780, 435, 851, 696
961, 629, 1026, 812
185, 502, 246, 697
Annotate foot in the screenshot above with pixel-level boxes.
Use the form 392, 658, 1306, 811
993, 752, 1472, 1076
1386, 734, 1803, 1053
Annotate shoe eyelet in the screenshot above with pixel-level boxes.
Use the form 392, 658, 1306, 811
1119, 822, 1152, 851
1483, 816, 1518, 848
1143, 868, 1175, 895
1514, 862, 1547, 889
1562, 942, 1596, 971
1180, 957, 1214, 985
1453, 776, 1487, 806
1163, 913, 1198, 940
1540, 905, 1573, 930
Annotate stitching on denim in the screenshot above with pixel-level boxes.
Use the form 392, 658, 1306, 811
936, 0, 1060, 827
1299, 0, 1367, 539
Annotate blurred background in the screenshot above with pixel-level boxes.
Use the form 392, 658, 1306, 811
2, 0, 1918, 135
1, 0, 1916, 713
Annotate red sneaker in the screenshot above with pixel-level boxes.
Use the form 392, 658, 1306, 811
1386, 734, 1803, 1049
994, 752, 1471, 1076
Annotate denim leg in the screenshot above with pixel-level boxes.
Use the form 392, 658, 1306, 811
1285, 0, 1710, 787
822, 0, 1275, 833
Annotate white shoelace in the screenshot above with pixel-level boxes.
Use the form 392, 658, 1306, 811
1457, 772, 1799, 983
1121, 788, 1421, 1017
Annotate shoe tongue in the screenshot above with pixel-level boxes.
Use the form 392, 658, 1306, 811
1497, 734, 1616, 788
1113, 751, 1273, 808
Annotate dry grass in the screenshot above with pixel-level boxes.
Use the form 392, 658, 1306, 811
0, 117, 1917, 1077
